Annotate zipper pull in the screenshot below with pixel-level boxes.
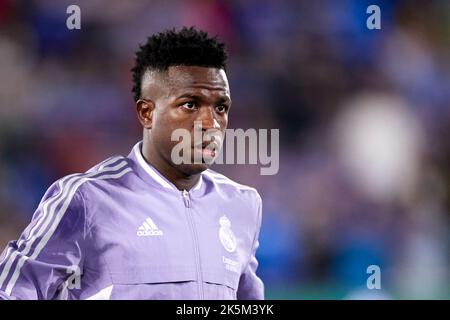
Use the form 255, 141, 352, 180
182, 190, 190, 208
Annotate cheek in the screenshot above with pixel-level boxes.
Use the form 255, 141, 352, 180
153, 108, 175, 133
153, 112, 190, 148
220, 116, 228, 130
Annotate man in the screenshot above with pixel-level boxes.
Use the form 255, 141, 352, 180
0, 27, 264, 300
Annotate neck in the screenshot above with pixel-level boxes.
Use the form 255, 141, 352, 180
141, 139, 200, 191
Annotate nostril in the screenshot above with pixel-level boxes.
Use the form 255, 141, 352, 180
200, 119, 220, 130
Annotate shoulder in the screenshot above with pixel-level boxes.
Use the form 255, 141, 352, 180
41, 155, 133, 207
202, 169, 262, 207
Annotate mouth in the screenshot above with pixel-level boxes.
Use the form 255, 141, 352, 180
193, 141, 219, 159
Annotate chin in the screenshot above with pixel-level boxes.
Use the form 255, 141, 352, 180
178, 163, 210, 175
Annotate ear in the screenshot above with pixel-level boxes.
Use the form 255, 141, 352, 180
136, 99, 155, 129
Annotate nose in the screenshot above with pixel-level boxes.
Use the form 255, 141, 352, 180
197, 106, 220, 131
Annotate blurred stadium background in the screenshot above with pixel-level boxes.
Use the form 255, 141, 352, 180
0, 0, 449, 299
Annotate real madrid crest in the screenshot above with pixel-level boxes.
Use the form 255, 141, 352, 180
219, 216, 237, 253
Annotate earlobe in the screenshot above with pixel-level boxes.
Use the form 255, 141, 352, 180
136, 99, 155, 129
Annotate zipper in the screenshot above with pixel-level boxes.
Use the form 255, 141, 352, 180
182, 189, 190, 207
182, 190, 204, 299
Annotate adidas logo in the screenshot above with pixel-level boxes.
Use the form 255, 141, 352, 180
137, 217, 163, 236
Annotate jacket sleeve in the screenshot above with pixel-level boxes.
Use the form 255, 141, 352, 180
237, 193, 264, 300
0, 178, 85, 300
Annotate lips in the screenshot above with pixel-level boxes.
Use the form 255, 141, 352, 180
194, 141, 218, 156
191, 132, 222, 162
192, 140, 220, 161
198, 148, 216, 158
194, 133, 222, 150
195, 141, 219, 150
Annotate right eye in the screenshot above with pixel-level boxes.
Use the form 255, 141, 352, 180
181, 102, 197, 110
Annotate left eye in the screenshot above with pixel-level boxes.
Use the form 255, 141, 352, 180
215, 105, 227, 113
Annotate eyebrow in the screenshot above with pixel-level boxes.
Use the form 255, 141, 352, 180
175, 93, 231, 104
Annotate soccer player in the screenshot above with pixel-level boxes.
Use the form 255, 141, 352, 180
0, 27, 264, 300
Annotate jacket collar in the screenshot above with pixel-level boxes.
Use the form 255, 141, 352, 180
128, 141, 203, 192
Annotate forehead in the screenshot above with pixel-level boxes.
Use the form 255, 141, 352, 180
165, 66, 230, 96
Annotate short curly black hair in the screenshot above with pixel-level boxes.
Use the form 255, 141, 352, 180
131, 27, 228, 102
